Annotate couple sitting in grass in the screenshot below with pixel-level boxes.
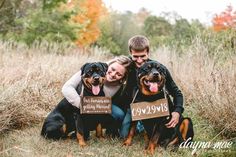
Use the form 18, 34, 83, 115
42, 35, 184, 143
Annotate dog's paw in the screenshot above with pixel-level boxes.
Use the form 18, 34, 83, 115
79, 143, 87, 148
123, 139, 132, 146
97, 135, 105, 140
145, 147, 155, 155
79, 141, 87, 147
145, 143, 157, 155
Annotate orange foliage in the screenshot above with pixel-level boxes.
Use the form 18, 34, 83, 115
69, 0, 107, 47
212, 5, 236, 31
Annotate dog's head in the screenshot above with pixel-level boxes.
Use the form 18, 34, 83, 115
137, 61, 166, 95
81, 62, 108, 95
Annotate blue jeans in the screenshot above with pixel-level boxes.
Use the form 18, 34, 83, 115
120, 109, 132, 138
112, 104, 125, 122
108, 104, 125, 137
112, 104, 130, 138
112, 106, 145, 138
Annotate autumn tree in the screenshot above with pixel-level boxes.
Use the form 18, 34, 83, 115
69, 0, 107, 47
212, 5, 236, 31
211, 5, 236, 50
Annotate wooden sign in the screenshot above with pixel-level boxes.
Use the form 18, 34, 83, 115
80, 96, 111, 114
131, 98, 170, 121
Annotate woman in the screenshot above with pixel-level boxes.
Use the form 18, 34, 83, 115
62, 55, 131, 137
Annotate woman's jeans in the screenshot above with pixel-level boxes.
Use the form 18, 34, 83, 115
112, 105, 144, 138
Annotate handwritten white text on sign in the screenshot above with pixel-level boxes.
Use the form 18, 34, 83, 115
81, 96, 111, 114
131, 98, 170, 121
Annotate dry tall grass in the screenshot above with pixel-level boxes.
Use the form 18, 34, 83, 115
152, 45, 236, 137
0, 41, 111, 133
0, 40, 235, 137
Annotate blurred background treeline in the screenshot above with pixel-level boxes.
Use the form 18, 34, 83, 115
0, 0, 235, 57
1, 0, 236, 139
0, 1, 236, 156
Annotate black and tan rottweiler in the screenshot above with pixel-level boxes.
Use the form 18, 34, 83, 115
41, 62, 111, 146
123, 61, 194, 154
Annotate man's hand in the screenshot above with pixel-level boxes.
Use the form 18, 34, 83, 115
165, 112, 180, 128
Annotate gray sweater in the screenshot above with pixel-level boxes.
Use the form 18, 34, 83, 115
62, 70, 122, 108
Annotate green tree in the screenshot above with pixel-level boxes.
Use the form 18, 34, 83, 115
42, 0, 66, 10
0, 0, 22, 36
96, 15, 121, 54
4, 0, 79, 46
173, 19, 193, 40
169, 19, 198, 52
142, 16, 172, 49
144, 16, 172, 37
97, 11, 142, 55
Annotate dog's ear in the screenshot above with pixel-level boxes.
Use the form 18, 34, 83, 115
156, 64, 167, 76
160, 65, 167, 76
98, 62, 108, 72
80, 63, 90, 75
137, 66, 145, 78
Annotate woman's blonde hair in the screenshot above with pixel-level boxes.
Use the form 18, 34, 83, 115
107, 55, 132, 84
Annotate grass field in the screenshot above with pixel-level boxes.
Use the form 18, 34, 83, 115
1, 106, 235, 157
0, 42, 235, 156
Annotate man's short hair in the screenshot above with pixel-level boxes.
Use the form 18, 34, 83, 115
128, 35, 150, 53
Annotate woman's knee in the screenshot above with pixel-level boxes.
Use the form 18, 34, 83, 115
119, 110, 132, 138
112, 104, 125, 121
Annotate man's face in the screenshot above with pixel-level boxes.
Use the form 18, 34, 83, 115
130, 49, 149, 68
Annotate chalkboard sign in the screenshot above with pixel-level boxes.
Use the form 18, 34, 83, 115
80, 96, 111, 114
131, 98, 170, 121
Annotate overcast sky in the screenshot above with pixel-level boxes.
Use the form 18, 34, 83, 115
102, 0, 236, 25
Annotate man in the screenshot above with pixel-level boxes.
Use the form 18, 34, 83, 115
120, 35, 184, 138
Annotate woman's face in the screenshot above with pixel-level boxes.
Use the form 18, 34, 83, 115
106, 62, 126, 83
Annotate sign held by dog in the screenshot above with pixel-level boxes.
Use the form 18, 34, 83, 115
80, 96, 111, 114
131, 98, 169, 121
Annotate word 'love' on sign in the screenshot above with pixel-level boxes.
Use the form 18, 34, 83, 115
80, 96, 111, 114
131, 98, 169, 121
